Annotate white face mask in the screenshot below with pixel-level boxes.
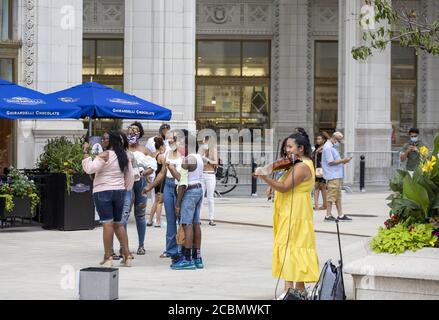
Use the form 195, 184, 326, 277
201, 144, 209, 151
170, 143, 177, 151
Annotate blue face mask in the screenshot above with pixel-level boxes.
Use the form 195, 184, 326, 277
334, 142, 340, 149
410, 136, 418, 143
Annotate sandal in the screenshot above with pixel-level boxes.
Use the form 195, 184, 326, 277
120, 256, 133, 267
160, 252, 171, 258
209, 220, 216, 226
111, 251, 120, 260
119, 248, 135, 259
146, 222, 153, 227
137, 246, 146, 255
99, 256, 113, 267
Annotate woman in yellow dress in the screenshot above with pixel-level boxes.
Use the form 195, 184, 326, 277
256, 131, 319, 297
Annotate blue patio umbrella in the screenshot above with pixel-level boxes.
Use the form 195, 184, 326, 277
0, 79, 82, 119
48, 82, 172, 120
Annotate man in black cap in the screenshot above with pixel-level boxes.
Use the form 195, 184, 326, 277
146, 123, 171, 153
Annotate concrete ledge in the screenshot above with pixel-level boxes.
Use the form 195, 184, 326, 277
344, 242, 439, 300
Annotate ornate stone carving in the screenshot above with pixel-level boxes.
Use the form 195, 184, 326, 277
197, 0, 273, 35
204, 5, 235, 24
419, 0, 428, 121
306, 0, 313, 124
23, 0, 36, 88
312, 0, 338, 36
248, 5, 269, 23
272, 0, 280, 116
84, 0, 124, 34
318, 7, 337, 24
103, 4, 122, 22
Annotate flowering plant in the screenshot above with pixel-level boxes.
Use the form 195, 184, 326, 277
378, 133, 439, 253
0, 168, 40, 216
37, 136, 85, 194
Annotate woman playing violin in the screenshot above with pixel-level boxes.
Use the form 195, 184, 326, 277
254, 131, 320, 298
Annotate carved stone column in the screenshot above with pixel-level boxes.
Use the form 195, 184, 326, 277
124, 0, 196, 134
418, 0, 439, 147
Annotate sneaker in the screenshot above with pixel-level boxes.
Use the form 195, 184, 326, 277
171, 257, 196, 270
337, 215, 352, 221
194, 258, 204, 269
324, 215, 336, 222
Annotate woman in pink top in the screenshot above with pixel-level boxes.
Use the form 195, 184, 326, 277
82, 130, 134, 267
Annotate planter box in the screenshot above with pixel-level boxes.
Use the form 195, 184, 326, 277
344, 240, 439, 300
0, 196, 33, 219
37, 173, 95, 231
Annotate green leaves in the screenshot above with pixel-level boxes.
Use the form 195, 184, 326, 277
403, 175, 430, 218
433, 133, 439, 158
389, 169, 408, 192
371, 223, 438, 254
0, 169, 40, 216
37, 136, 85, 174
352, 0, 439, 60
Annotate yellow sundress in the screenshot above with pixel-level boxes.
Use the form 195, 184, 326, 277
272, 159, 320, 282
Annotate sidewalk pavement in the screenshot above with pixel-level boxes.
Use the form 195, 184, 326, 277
0, 191, 390, 300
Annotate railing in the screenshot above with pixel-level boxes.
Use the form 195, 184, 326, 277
216, 150, 278, 187
345, 151, 402, 186
214, 149, 403, 196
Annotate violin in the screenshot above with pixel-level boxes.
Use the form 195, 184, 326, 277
271, 155, 303, 171
254, 155, 303, 176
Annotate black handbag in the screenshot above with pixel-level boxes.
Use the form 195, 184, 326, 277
283, 288, 308, 300
310, 219, 346, 300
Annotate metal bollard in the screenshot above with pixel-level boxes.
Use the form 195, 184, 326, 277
360, 155, 366, 192
251, 159, 258, 197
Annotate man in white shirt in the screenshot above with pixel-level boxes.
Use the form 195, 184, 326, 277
146, 123, 171, 153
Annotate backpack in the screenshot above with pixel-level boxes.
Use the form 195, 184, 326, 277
310, 219, 346, 300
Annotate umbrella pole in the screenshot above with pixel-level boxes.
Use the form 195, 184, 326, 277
88, 117, 92, 137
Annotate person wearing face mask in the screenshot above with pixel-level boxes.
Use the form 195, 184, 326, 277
198, 136, 218, 226
400, 128, 426, 173
321, 132, 352, 222
122, 122, 157, 256
146, 123, 171, 153
142, 130, 183, 260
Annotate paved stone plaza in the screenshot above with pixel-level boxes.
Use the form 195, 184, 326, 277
0, 191, 389, 300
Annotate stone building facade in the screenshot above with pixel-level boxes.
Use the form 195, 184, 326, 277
0, 0, 438, 184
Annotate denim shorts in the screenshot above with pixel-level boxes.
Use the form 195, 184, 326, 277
180, 186, 203, 225
93, 189, 126, 223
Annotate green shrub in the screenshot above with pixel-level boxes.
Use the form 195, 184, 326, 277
371, 223, 438, 254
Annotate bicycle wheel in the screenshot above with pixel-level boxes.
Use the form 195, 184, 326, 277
215, 165, 238, 195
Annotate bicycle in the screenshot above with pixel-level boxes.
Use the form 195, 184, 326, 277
214, 160, 239, 196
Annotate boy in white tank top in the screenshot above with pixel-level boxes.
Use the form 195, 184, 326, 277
170, 141, 205, 270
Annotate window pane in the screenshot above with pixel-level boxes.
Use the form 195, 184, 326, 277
314, 83, 338, 133
196, 85, 241, 129
314, 41, 338, 133
391, 84, 416, 146
391, 43, 417, 147
242, 86, 269, 129
96, 40, 123, 75
315, 42, 338, 78
242, 42, 270, 77
83, 40, 96, 75
0, 0, 9, 41
392, 44, 416, 79
197, 41, 241, 76
0, 58, 13, 81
